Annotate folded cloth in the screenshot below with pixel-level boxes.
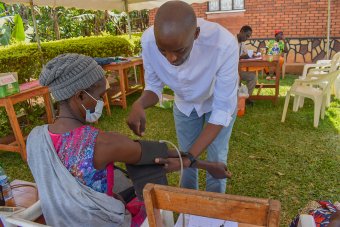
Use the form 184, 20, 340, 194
93, 57, 118, 66
135, 140, 168, 165
94, 57, 130, 66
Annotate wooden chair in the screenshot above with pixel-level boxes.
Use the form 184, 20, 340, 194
143, 184, 281, 227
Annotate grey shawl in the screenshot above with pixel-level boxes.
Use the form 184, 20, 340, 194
27, 125, 131, 227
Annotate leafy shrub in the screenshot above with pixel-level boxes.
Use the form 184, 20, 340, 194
0, 34, 141, 83
0, 34, 141, 137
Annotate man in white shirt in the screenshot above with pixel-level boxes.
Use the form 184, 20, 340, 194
237, 25, 257, 105
127, 1, 238, 193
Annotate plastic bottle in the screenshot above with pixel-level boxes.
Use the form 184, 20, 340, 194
0, 166, 13, 204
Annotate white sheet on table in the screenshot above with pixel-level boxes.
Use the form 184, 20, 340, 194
175, 214, 238, 227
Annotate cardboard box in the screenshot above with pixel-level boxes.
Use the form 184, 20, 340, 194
0, 72, 19, 98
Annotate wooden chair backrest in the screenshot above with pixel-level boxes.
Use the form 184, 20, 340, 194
143, 184, 281, 227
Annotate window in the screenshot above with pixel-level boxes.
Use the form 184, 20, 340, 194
208, 0, 244, 12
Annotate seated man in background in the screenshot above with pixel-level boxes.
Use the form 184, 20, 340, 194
237, 25, 257, 106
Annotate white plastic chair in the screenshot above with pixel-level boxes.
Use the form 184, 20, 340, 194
281, 70, 340, 128
4, 199, 173, 227
298, 52, 340, 107
304, 52, 340, 79
0, 181, 46, 227
3, 201, 48, 227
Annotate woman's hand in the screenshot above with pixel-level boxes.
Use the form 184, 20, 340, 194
167, 149, 186, 158
155, 157, 190, 172
155, 157, 232, 180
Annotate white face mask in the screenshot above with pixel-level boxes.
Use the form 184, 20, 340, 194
81, 91, 104, 123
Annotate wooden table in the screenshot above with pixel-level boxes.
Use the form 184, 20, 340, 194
102, 58, 144, 109
239, 58, 281, 103
0, 85, 53, 161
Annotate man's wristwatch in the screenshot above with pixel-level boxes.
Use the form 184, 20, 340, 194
186, 153, 197, 168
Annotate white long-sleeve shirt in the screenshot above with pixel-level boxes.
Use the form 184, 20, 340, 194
141, 18, 239, 127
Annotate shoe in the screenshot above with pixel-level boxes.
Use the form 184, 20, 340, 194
266, 76, 276, 80
245, 99, 254, 106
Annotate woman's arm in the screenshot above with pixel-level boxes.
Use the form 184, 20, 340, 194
93, 131, 142, 170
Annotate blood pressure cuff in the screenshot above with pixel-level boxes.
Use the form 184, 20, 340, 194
125, 164, 168, 201
135, 140, 168, 165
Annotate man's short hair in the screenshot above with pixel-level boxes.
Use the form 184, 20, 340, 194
240, 25, 252, 33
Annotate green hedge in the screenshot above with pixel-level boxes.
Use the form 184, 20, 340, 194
0, 34, 141, 138
0, 34, 141, 83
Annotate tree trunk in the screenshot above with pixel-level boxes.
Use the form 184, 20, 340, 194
94, 14, 99, 35
51, 8, 60, 40
103, 10, 109, 32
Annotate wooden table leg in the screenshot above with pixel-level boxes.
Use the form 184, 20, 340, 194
5, 99, 27, 161
42, 93, 53, 124
103, 92, 111, 116
119, 69, 127, 109
139, 64, 145, 88
124, 68, 130, 92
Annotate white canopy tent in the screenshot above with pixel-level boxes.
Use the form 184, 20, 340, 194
2, 0, 334, 59
2, 0, 208, 50
2, 0, 207, 11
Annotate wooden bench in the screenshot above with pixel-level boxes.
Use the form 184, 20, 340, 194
143, 184, 281, 227
282, 53, 306, 78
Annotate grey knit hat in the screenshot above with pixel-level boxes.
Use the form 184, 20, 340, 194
39, 53, 105, 101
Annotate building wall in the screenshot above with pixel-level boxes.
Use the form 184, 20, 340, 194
148, 0, 340, 38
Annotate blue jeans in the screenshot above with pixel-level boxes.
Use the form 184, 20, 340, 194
173, 104, 236, 193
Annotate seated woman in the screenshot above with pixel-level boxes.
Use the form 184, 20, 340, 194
27, 54, 231, 227
265, 29, 289, 80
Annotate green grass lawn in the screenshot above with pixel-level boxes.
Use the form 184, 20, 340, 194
1, 75, 339, 226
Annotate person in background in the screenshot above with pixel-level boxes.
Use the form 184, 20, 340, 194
237, 25, 257, 106
290, 200, 340, 227
265, 29, 289, 80
127, 1, 238, 194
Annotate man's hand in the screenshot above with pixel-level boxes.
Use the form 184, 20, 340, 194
205, 162, 232, 179
127, 102, 146, 136
240, 54, 250, 59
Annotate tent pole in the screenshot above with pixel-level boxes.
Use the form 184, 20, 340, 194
30, 0, 54, 118
326, 0, 331, 59
124, 0, 132, 39
30, 0, 42, 53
